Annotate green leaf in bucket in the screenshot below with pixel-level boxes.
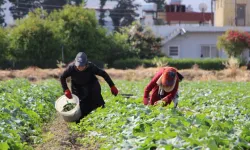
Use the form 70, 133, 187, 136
62, 101, 76, 112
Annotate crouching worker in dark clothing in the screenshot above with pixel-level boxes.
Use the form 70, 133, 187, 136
60, 52, 119, 123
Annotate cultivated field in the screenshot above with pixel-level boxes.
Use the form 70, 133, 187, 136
1, 78, 250, 149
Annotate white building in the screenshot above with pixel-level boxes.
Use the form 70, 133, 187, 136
150, 26, 250, 61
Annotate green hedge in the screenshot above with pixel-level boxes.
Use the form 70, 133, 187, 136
112, 57, 228, 70
0, 57, 230, 70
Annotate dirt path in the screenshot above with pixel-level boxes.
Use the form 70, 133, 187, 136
34, 113, 84, 150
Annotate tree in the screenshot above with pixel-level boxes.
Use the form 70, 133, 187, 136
0, 0, 5, 26
9, 9, 61, 64
217, 30, 250, 58
99, 0, 107, 26
48, 5, 111, 61
110, 0, 139, 31
9, 0, 41, 20
120, 22, 163, 59
0, 27, 9, 61
144, 0, 166, 11
9, 0, 68, 20
42, 0, 67, 13
102, 30, 138, 65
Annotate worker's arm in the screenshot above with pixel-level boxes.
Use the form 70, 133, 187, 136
60, 65, 72, 92
90, 62, 114, 87
143, 69, 163, 98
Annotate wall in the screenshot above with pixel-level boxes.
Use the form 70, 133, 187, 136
162, 32, 228, 58
215, 0, 250, 26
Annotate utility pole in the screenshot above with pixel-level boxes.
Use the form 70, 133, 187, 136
62, 45, 64, 63
235, 0, 237, 26
211, 0, 214, 26
16, 0, 19, 19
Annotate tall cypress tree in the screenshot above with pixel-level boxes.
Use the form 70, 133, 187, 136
144, 0, 166, 11
110, 0, 139, 31
0, 0, 5, 26
99, 0, 107, 26
9, 0, 68, 19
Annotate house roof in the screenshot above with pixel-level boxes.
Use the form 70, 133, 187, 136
181, 26, 250, 33
151, 26, 250, 44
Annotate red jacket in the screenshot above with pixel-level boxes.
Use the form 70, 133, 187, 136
143, 67, 179, 104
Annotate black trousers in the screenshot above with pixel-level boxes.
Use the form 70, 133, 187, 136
71, 80, 105, 123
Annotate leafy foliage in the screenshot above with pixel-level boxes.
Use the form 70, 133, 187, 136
99, 0, 107, 26
121, 22, 163, 59
9, 9, 61, 62
217, 30, 250, 57
110, 0, 139, 31
0, 27, 9, 61
0, 0, 5, 26
0, 79, 62, 149
71, 80, 250, 149
102, 31, 138, 66
48, 5, 105, 60
62, 102, 76, 112
5, 5, 140, 67
9, 0, 43, 20
144, 0, 166, 11
112, 57, 227, 70
70, 0, 86, 5
8, 0, 67, 20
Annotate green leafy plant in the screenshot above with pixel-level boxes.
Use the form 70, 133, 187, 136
217, 30, 250, 57
70, 80, 250, 149
62, 102, 76, 112
0, 79, 62, 149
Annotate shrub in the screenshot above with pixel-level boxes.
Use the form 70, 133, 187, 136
112, 57, 227, 70
217, 30, 250, 57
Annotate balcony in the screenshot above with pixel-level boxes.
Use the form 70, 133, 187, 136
166, 12, 213, 25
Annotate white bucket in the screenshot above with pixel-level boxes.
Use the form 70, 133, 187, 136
55, 94, 82, 122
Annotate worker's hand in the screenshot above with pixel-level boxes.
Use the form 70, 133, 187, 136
64, 89, 72, 99
154, 100, 167, 107
110, 86, 118, 96
143, 98, 149, 105
162, 97, 170, 105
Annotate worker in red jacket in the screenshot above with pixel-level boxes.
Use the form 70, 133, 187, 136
143, 67, 183, 108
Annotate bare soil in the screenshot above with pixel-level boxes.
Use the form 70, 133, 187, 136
34, 113, 85, 150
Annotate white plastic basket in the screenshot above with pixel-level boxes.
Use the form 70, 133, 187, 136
55, 94, 82, 122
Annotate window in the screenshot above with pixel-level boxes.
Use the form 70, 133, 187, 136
236, 4, 246, 26
201, 46, 210, 58
201, 45, 219, 58
169, 46, 179, 56
211, 46, 219, 57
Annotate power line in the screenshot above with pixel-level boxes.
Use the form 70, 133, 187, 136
11, 2, 64, 8
10, 2, 140, 11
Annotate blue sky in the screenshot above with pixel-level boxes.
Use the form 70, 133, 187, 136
181, 0, 211, 11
